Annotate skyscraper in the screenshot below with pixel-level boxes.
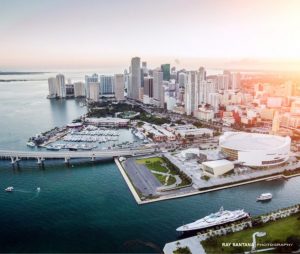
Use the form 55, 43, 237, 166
198, 66, 206, 81
178, 72, 187, 88
73, 82, 85, 97
185, 71, 198, 115
85, 74, 99, 98
129, 57, 141, 100
56, 74, 66, 98
144, 77, 153, 98
89, 82, 100, 102
114, 74, 125, 101
199, 80, 215, 105
161, 63, 170, 81
100, 75, 114, 95
153, 70, 164, 108
272, 111, 280, 134
48, 77, 57, 98
231, 72, 241, 90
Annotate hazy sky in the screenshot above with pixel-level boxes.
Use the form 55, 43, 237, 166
1, 0, 300, 70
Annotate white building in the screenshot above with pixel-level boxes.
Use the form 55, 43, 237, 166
219, 132, 291, 167
56, 74, 66, 98
73, 82, 85, 97
194, 107, 215, 121
202, 160, 234, 177
88, 82, 100, 102
85, 74, 98, 98
185, 71, 198, 115
48, 77, 57, 98
231, 72, 241, 90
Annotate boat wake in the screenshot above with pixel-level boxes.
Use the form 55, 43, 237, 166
13, 189, 33, 193
27, 188, 41, 201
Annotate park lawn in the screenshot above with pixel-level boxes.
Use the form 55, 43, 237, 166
202, 213, 300, 254
136, 157, 170, 173
167, 175, 176, 185
153, 173, 167, 185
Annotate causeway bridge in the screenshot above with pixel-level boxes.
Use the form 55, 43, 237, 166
0, 148, 156, 164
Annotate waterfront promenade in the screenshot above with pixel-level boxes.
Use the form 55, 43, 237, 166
0, 148, 155, 164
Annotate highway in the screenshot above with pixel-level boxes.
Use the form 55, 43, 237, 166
0, 148, 156, 163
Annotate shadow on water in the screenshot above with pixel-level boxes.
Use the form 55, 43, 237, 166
123, 239, 163, 254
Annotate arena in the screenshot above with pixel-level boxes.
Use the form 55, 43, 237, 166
219, 132, 291, 167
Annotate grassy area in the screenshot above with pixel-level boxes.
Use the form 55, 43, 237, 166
173, 246, 192, 254
167, 175, 176, 185
202, 213, 300, 254
153, 173, 167, 185
136, 157, 170, 173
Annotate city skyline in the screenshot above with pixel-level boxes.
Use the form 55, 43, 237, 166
1, 0, 300, 71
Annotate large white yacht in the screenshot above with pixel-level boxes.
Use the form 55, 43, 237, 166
176, 207, 249, 232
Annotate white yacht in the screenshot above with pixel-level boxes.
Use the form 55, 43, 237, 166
5, 186, 14, 192
257, 193, 272, 201
176, 207, 249, 232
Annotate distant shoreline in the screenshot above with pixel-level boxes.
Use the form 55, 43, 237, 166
0, 71, 49, 75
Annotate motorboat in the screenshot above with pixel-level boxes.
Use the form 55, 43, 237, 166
176, 207, 249, 232
46, 145, 60, 151
26, 141, 35, 147
5, 186, 14, 192
257, 193, 272, 201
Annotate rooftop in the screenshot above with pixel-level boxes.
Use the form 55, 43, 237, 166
220, 132, 290, 151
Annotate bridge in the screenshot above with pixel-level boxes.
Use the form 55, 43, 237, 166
0, 147, 156, 165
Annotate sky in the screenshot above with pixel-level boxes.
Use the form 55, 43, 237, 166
1, 0, 300, 71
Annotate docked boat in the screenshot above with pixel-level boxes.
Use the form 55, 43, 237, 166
46, 145, 60, 151
26, 141, 35, 147
257, 193, 272, 201
5, 186, 14, 192
176, 207, 249, 232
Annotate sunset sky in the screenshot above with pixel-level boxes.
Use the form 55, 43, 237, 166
1, 0, 300, 71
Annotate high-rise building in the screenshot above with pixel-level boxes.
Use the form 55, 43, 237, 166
208, 93, 221, 112
100, 75, 114, 95
128, 57, 141, 100
217, 74, 230, 90
48, 77, 57, 98
73, 82, 85, 97
231, 72, 241, 90
65, 84, 74, 97
89, 82, 100, 102
144, 77, 154, 97
114, 74, 125, 101
153, 70, 164, 108
85, 74, 99, 98
185, 71, 198, 115
271, 111, 280, 134
198, 67, 206, 81
199, 80, 215, 105
56, 74, 66, 98
161, 64, 171, 81
142, 61, 148, 75
178, 72, 187, 88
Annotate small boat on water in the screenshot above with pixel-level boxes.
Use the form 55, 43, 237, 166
5, 186, 14, 192
37, 187, 41, 192
26, 141, 35, 147
46, 145, 61, 151
257, 193, 272, 201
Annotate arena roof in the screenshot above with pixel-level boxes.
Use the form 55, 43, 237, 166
220, 132, 290, 151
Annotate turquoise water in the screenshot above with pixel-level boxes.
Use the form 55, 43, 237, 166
0, 74, 300, 253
